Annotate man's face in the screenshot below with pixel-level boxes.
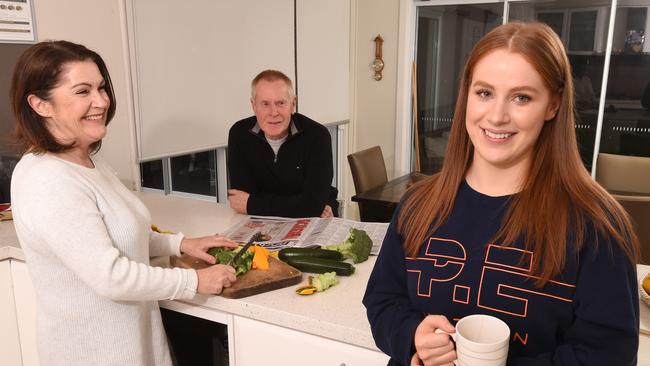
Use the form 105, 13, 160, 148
251, 79, 296, 140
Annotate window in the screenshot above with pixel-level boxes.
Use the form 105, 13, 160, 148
140, 160, 164, 191
509, 1, 611, 169
569, 9, 599, 52
537, 11, 566, 39
170, 151, 217, 197
0, 43, 31, 203
600, 5, 650, 158
413, 2, 503, 175
408, 0, 650, 174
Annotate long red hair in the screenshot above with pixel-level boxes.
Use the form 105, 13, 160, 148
398, 22, 639, 285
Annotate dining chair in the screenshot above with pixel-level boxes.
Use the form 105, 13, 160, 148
613, 194, 650, 265
348, 146, 388, 221
595, 153, 650, 195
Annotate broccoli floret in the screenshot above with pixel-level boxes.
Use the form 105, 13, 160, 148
324, 228, 373, 263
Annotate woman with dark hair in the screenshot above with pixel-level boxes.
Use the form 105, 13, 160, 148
364, 22, 640, 366
10, 40, 238, 365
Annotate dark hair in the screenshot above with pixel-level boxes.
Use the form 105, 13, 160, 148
10, 40, 116, 154
398, 22, 639, 285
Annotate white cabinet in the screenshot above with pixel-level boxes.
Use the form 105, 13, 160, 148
0, 260, 22, 366
11, 261, 38, 366
0, 259, 38, 366
233, 316, 389, 366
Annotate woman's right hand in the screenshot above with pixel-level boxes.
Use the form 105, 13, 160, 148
412, 315, 457, 366
196, 264, 237, 294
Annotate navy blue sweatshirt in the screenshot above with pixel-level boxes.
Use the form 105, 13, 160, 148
363, 181, 639, 365
227, 113, 338, 217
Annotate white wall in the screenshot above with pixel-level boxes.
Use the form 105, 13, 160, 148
345, 0, 400, 218
33, 0, 137, 188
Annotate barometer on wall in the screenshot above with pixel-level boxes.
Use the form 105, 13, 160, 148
372, 34, 384, 81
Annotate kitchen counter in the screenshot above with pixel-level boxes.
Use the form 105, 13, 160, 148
2, 192, 650, 363
0, 193, 383, 352
134, 191, 381, 351
135, 192, 650, 359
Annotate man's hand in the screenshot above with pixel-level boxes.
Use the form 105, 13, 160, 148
228, 189, 250, 214
413, 315, 456, 366
180, 234, 238, 264
320, 204, 333, 218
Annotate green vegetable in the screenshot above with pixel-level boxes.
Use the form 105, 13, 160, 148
323, 228, 373, 263
278, 247, 343, 261
208, 247, 254, 276
309, 272, 339, 292
284, 256, 355, 276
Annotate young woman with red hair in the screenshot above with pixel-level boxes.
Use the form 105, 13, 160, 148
364, 22, 640, 366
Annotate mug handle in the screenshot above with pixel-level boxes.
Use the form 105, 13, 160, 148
434, 329, 459, 366
434, 328, 457, 342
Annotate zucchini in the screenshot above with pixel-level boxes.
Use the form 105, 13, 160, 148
284, 257, 355, 276
279, 248, 343, 261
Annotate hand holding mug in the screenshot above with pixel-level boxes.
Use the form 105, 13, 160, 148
435, 314, 510, 366
413, 315, 457, 366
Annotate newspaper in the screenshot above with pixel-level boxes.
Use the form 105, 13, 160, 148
226, 216, 389, 254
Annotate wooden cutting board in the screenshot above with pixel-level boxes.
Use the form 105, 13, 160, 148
170, 255, 303, 299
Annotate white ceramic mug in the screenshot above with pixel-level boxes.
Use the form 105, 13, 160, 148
436, 314, 510, 366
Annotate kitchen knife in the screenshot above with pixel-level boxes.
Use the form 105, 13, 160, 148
227, 231, 262, 267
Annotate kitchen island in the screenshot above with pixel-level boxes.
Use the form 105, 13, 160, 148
1, 193, 389, 366
135, 191, 389, 365
3, 192, 650, 365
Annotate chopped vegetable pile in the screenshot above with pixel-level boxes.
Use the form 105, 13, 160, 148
208, 246, 254, 276
207, 245, 270, 276
323, 228, 373, 263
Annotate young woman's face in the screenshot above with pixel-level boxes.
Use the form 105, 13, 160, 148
40, 61, 110, 151
465, 49, 558, 174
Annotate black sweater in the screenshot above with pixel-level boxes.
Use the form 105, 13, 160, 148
227, 113, 338, 217
363, 181, 639, 366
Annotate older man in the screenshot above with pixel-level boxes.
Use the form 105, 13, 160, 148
227, 70, 338, 218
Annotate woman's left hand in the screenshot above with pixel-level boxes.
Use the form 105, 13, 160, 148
180, 234, 238, 264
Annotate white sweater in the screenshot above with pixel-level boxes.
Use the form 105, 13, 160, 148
11, 153, 198, 366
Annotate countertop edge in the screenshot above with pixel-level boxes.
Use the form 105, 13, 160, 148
175, 295, 379, 351
0, 245, 25, 261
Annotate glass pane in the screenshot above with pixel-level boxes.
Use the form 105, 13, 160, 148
537, 12, 565, 38
601, 5, 650, 158
0, 155, 19, 203
140, 160, 164, 190
0, 43, 31, 203
509, 0, 610, 170
414, 3, 503, 174
569, 10, 598, 52
170, 151, 217, 196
